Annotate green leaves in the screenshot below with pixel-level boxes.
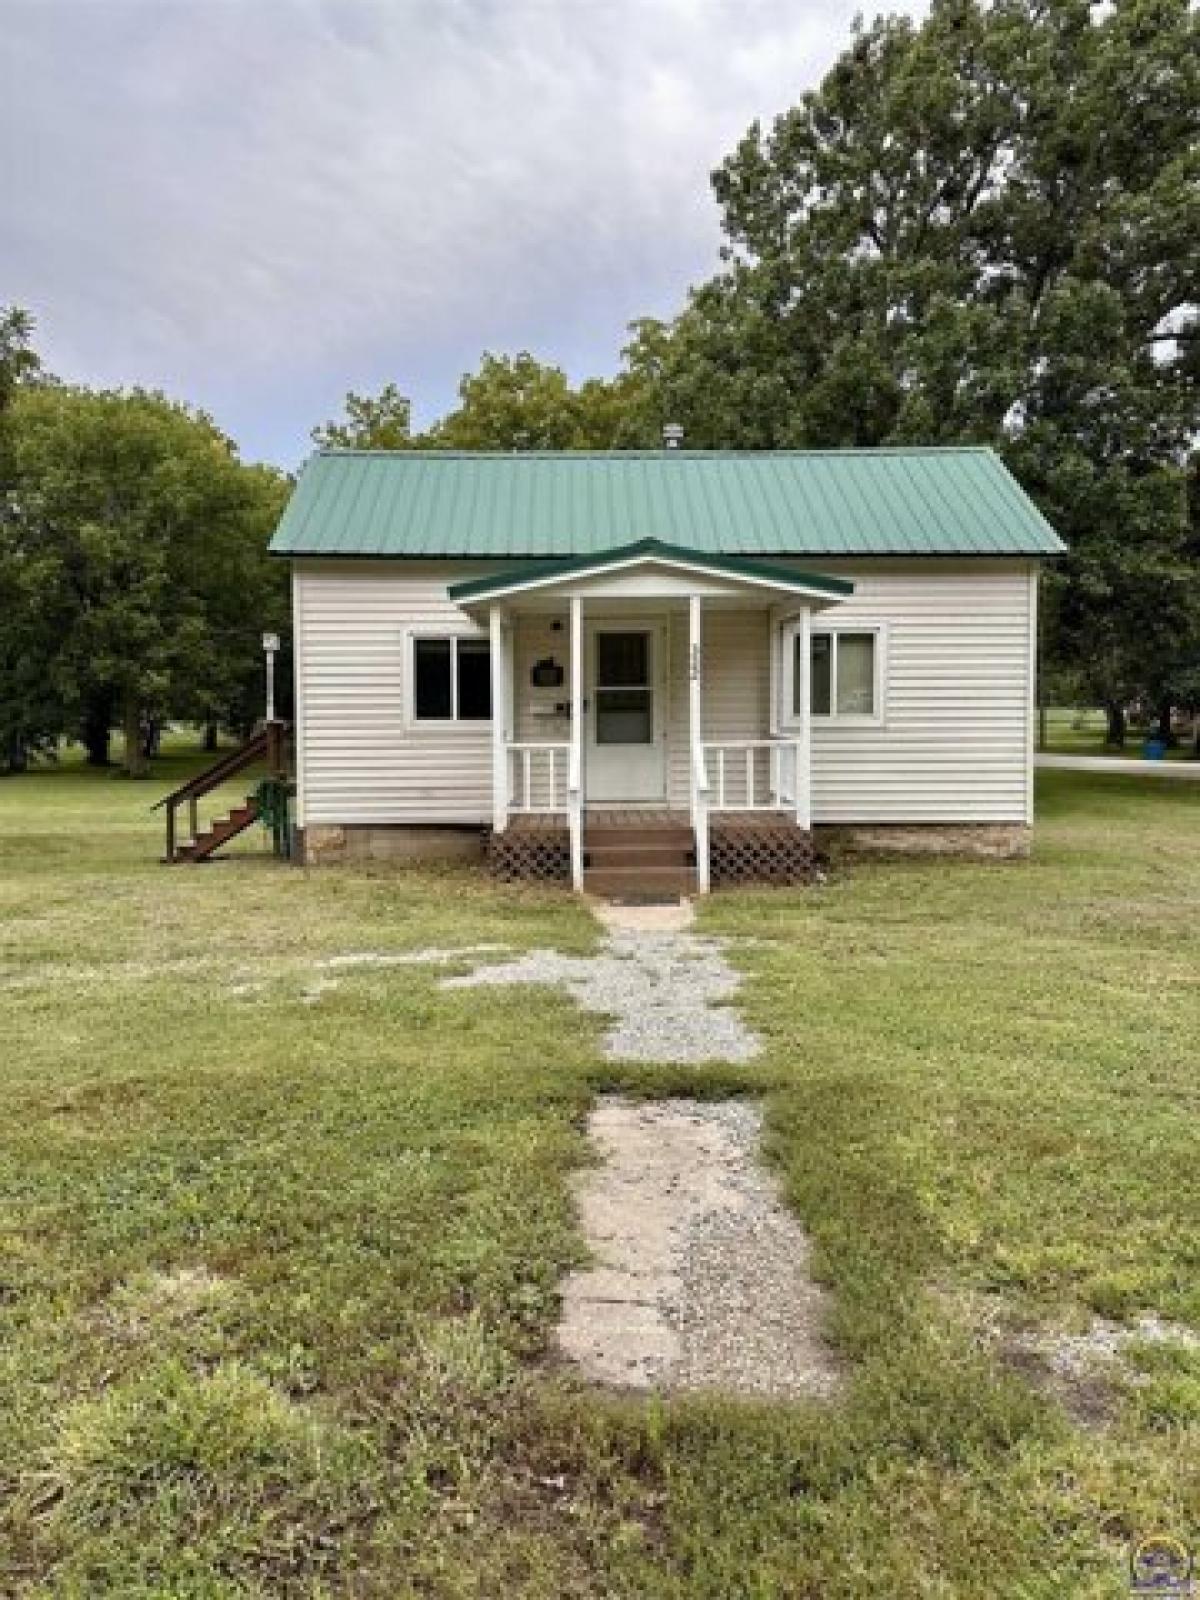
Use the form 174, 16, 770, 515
1, 384, 288, 773
312, 381, 413, 450
638, 0, 1200, 716
313, 353, 663, 455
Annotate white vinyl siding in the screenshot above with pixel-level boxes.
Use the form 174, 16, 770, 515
293, 558, 1036, 829
804, 561, 1035, 823
294, 562, 496, 825
665, 608, 773, 809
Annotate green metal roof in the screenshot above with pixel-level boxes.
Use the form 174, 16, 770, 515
447, 539, 855, 603
269, 447, 1065, 560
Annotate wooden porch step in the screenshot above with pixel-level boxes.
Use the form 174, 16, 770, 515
586, 840, 694, 870
585, 814, 695, 885
584, 866, 696, 899
176, 798, 259, 862
586, 826, 692, 849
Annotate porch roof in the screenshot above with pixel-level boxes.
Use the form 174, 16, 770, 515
446, 538, 854, 607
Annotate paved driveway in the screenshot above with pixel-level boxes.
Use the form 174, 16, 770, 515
1036, 754, 1200, 779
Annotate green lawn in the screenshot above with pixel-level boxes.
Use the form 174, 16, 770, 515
1, 746, 1197, 1596
1041, 706, 1196, 759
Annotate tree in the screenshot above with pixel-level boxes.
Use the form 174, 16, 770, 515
0, 518, 68, 773
6, 386, 288, 776
631, 0, 1200, 725
164, 457, 291, 743
0, 306, 39, 412
0, 306, 55, 773
312, 383, 413, 450
310, 353, 659, 456
432, 352, 604, 450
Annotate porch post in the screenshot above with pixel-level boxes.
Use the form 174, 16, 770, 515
490, 604, 508, 834
689, 594, 710, 893
568, 593, 584, 890
797, 606, 812, 830
767, 606, 783, 737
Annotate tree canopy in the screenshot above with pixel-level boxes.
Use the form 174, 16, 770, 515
0, 329, 288, 775
313, 352, 661, 454
632, 0, 1200, 734
312, 382, 414, 450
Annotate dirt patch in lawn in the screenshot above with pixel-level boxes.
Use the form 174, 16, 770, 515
557, 1097, 839, 1399
948, 1288, 1200, 1426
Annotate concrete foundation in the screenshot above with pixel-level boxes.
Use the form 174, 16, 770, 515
816, 822, 1032, 860
301, 819, 1032, 869
301, 823, 486, 867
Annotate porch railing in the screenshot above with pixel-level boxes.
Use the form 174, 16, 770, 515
699, 739, 810, 826
506, 742, 571, 813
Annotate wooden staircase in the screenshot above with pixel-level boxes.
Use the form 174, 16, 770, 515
155, 722, 287, 864
175, 797, 260, 862
583, 814, 696, 900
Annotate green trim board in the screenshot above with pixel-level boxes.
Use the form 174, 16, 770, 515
269, 447, 1067, 561
446, 539, 855, 604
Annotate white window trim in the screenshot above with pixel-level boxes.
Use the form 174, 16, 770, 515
404, 627, 493, 729
781, 618, 888, 728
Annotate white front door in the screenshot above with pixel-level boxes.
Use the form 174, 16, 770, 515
585, 622, 667, 804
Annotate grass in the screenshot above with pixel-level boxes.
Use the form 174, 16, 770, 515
1041, 705, 1196, 759
1, 740, 1198, 1595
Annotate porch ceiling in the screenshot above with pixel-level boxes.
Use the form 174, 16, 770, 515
447, 538, 854, 612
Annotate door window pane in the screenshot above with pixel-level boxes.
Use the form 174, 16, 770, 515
456, 638, 492, 720
596, 688, 652, 744
597, 632, 648, 687
836, 633, 875, 715
808, 634, 831, 716
414, 637, 452, 719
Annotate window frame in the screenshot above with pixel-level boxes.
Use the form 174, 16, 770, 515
405, 628, 493, 728
781, 619, 887, 728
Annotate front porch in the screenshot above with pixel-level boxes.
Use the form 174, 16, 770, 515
488, 808, 821, 896
448, 539, 853, 895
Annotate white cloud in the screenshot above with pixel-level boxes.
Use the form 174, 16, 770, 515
2, 0, 920, 463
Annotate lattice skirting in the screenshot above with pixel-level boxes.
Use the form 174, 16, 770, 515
710, 822, 822, 886
487, 826, 571, 884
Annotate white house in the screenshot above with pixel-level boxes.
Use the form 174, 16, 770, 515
269, 447, 1064, 893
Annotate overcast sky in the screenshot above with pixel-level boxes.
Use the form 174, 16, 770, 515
5, 0, 920, 468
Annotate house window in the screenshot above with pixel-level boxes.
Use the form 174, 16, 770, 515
413, 636, 492, 722
789, 625, 883, 721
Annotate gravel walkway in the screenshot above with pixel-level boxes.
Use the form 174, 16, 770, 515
557, 1098, 839, 1398
441, 924, 759, 1062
